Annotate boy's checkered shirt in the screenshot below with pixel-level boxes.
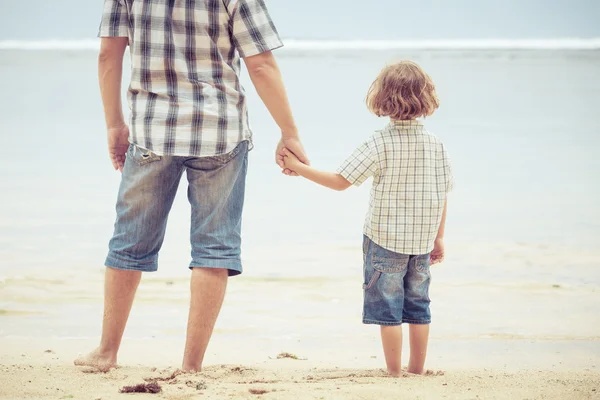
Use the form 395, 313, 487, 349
99, 0, 283, 157
337, 120, 454, 255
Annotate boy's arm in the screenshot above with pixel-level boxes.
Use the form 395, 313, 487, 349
284, 149, 351, 191
437, 199, 448, 239
430, 199, 448, 264
292, 163, 352, 191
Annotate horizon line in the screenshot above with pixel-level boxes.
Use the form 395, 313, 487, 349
1, 38, 599, 51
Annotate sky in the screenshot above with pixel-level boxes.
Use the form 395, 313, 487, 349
0, 0, 599, 40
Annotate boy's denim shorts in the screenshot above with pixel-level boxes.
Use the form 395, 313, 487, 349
362, 235, 431, 325
105, 140, 249, 276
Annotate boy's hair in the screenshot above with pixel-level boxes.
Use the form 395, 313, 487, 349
366, 61, 439, 120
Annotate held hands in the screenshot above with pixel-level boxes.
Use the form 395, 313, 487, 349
276, 136, 309, 176
107, 124, 130, 172
281, 147, 303, 173
430, 238, 445, 265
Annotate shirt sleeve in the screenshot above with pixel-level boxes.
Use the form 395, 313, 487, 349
98, 0, 129, 38
226, 0, 283, 58
336, 141, 379, 187
440, 143, 454, 193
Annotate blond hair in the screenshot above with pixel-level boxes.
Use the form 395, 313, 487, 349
366, 61, 439, 120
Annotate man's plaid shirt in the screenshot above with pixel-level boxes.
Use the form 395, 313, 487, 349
337, 120, 454, 255
99, 0, 283, 157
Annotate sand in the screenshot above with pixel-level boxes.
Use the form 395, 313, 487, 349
2, 363, 599, 400
1, 339, 598, 400
1, 242, 599, 399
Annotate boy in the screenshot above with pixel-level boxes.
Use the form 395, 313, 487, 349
282, 60, 453, 376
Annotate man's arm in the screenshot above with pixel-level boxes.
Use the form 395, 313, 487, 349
283, 149, 351, 191
98, 37, 129, 171
243, 51, 308, 174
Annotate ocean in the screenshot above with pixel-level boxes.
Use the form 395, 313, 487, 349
0, 40, 598, 369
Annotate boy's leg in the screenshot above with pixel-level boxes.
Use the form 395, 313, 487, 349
380, 325, 403, 376
362, 236, 411, 376
408, 324, 430, 374
402, 253, 432, 374
75, 145, 183, 370
181, 141, 249, 371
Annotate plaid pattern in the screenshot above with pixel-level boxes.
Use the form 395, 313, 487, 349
337, 120, 454, 255
98, 0, 283, 157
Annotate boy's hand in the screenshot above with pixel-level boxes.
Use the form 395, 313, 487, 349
282, 147, 303, 173
430, 238, 445, 265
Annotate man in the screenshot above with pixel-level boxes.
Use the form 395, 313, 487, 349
75, 0, 308, 372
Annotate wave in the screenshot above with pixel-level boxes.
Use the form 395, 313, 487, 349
0, 38, 599, 51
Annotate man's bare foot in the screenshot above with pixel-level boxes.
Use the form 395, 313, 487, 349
181, 364, 201, 373
74, 348, 117, 372
387, 368, 404, 377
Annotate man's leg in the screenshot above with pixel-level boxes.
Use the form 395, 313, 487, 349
182, 268, 228, 371
75, 268, 141, 371
181, 141, 249, 371
75, 145, 183, 370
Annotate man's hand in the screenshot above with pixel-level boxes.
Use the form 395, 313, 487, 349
430, 238, 445, 265
107, 124, 130, 172
282, 147, 303, 173
276, 136, 309, 176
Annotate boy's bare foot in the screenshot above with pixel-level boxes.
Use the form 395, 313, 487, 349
407, 367, 424, 374
74, 348, 117, 372
407, 368, 445, 376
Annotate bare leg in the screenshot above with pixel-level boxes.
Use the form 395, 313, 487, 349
181, 268, 228, 372
407, 323, 430, 374
74, 267, 142, 371
380, 325, 403, 376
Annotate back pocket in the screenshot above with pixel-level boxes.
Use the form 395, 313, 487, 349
371, 241, 410, 273
203, 140, 247, 165
130, 145, 162, 166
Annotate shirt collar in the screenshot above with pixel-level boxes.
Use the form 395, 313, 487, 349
388, 119, 424, 130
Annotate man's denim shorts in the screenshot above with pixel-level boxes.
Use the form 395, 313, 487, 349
362, 235, 431, 325
105, 141, 249, 276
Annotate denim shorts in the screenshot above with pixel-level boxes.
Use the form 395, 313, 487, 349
105, 140, 249, 276
362, 235, 431, 325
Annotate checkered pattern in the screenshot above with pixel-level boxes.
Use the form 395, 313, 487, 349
337, 120, 454, 255
98, 0, 283, 157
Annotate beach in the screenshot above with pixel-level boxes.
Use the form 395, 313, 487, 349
1, 43, 599, 398
1, 241, 599, 398
1, 333, 599, 399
